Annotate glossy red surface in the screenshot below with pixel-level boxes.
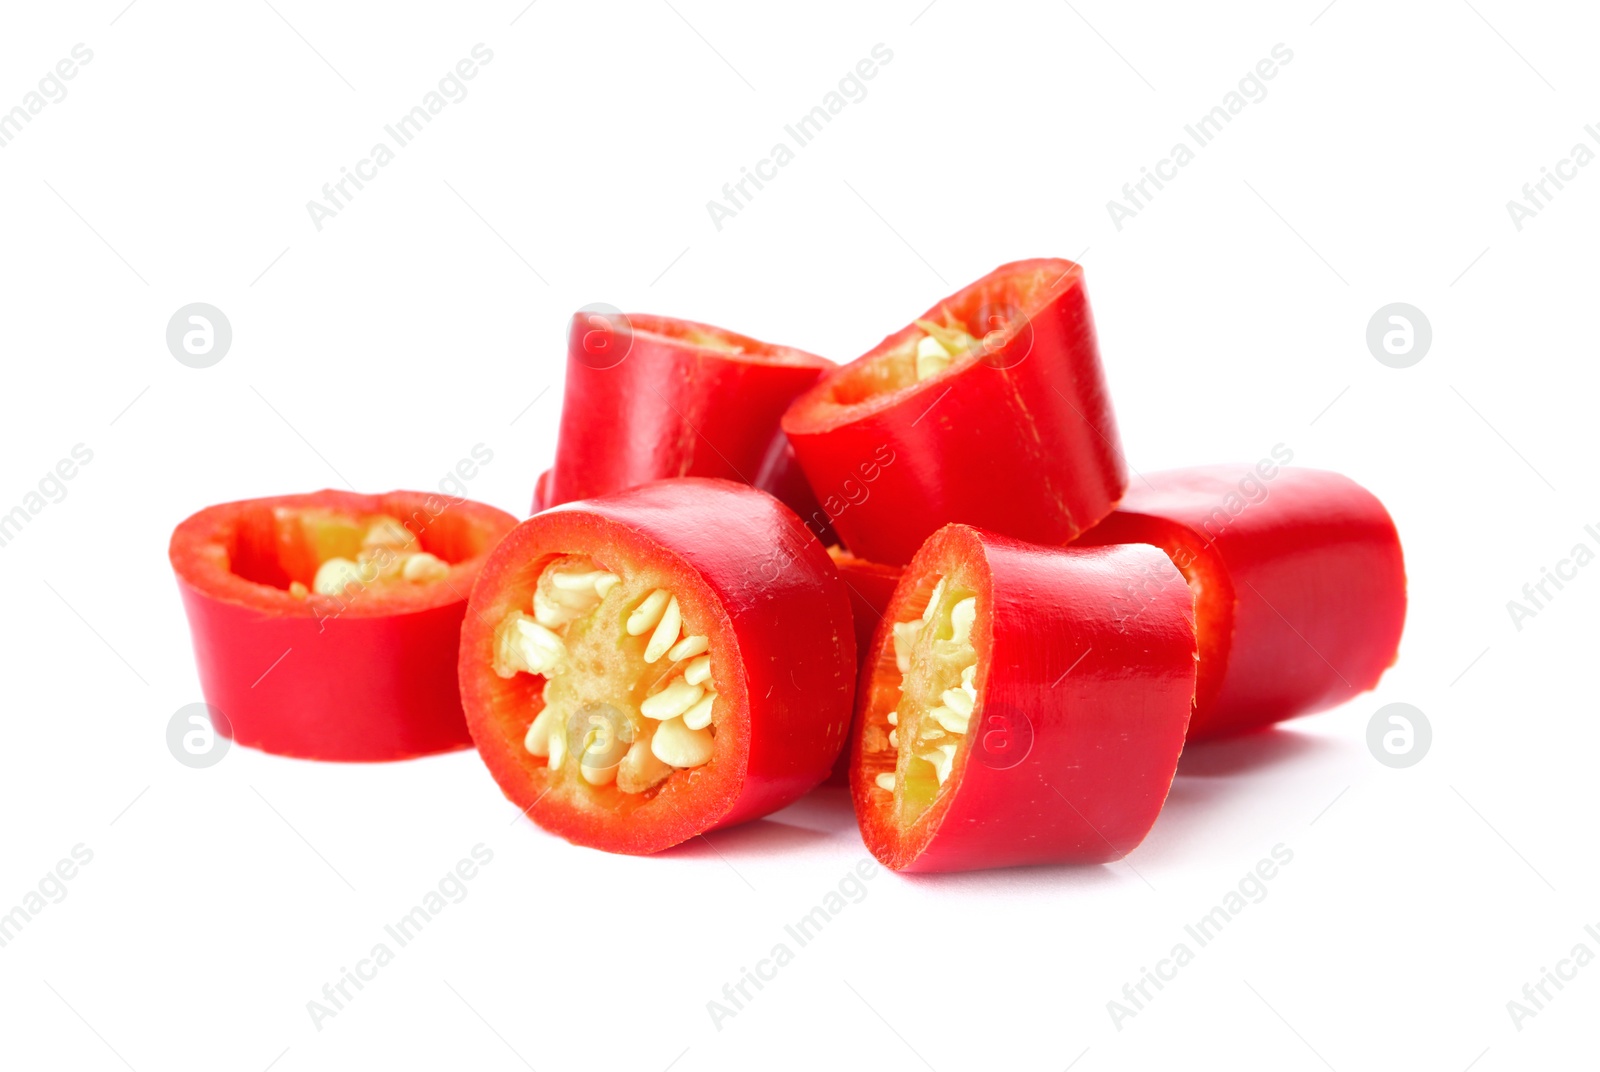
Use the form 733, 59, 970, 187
1073, 465, 1406, 738
461, 479, 856, 854
170, 490, 517, 761
783, 259, 1127, 565
852, 526, 1195, 872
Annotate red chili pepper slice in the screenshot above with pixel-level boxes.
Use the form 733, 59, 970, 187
546, 311, 834, 532
460, 478, 856, 855
1074, 465, 1406, 739
783, 258, 1127, 565
170, 490, 518, 761
851, 525, 1195, 872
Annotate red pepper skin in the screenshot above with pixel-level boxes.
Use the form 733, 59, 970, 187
824, 547, 903, 785
531, 468, 553, 514
169, 491, 518, 761
852, 526, 1195, 873
753, 437, 837, 543
782, 259, 1127, 565
460, 479, 856, 855
546, 311, 834, 530
1073, 466, 1406, 740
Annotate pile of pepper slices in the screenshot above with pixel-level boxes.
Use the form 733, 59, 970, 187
170, 258, 1406, 873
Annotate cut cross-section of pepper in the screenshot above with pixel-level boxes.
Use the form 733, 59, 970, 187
461, 478, 856, 854
851, 525, 1196, 872
782, 258, 1127, 565
1073, 464, 1407, 739
169, 490, 518, 761
546, 310, 835, 537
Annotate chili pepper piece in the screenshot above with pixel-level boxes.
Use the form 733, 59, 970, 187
546, 311, 833, 529
782, 258, 1127, 565
852, 525, 1195, 872
461, 478, 856, 855
169, 490, 518, 761
1073, 465, 1406, 739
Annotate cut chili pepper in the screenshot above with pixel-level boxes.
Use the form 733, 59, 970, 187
546, 310, 834, 534
170, 490, 518, 761
460, 478, 856, 855
1073, 465, 1406, 740
852, 525, 1195, 872
782, 258, 1127, 565
824, 546, 903, 784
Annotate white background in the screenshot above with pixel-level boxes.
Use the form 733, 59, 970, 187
0, 1, 1595, 1069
